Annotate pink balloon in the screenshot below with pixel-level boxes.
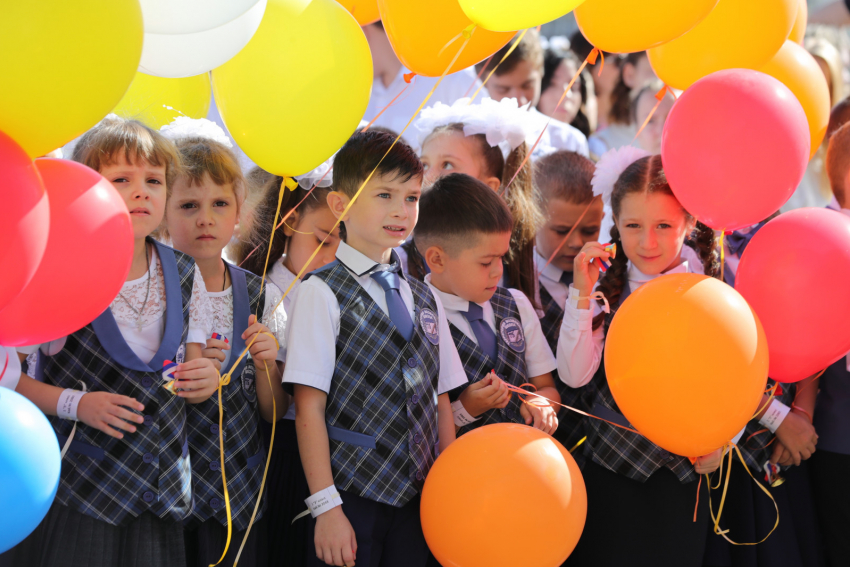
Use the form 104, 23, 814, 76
735, 208, 850, 383
0, 131, 49, 311
0, 159, 133, 345
661, 69, 810, 231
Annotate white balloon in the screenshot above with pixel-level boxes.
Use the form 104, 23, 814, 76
139, 0, 267, 78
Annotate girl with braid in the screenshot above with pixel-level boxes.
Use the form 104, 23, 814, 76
556, 148, 724, 566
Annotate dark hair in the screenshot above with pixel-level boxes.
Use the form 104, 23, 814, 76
592, 155, 719, 331
540, 49, 592, 138
827, 122, 850, 208
333, 130, 423, 198
475, 29, 543, 76
231, 173, 332, 277
415, 173, 513, 255
827, 95, 850, 141
535, 151, 595, 206
609, 52, 647, 126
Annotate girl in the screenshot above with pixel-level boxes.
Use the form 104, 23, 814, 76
557, 148, 723, 566
160, 119, 288, 567
231, 165, 341, 567
10, 116, 219, 567
415, 97, 544, 307
538, 49, 594, 138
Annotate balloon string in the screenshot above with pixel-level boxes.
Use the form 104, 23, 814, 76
720, 231, 725, 283
468, 29, 529, 105
361, 77, 415, 133
693, 475, 703, 522
438, 24, 476, 57
464, 54, 494, 98
632, 85, 674, 141
539, 196, 600, 274
751, 383, 778, 421
0, 349, 8, 383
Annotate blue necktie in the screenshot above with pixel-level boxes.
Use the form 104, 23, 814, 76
463, 302, 498, 362
559, 270, 574, 287
370, 266, 414, 342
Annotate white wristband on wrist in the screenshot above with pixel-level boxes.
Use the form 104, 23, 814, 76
759, 400, 790, 434
451, 400, 481, 427
57, 389, 87, 421
305, 485, 343, 518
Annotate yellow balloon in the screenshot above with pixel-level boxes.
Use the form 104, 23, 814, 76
212, 0, 372, 177
759, 41, 830, 159
647, 0, 797, 90
113, 73, 211, 130
458, 0, 585, 32
789, 0, 807, 45
575, 0, 719, 54
0, 0, 143, 158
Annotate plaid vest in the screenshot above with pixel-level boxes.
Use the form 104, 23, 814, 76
185, 263, 267, 529
307, 261, 442, 507
44, 240, 194, 526
735, 380, 795, 472
449, 288, 527, 436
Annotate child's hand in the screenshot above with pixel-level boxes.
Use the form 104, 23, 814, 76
773, 410, 817, 466
202, 336, 230, 372
314, 507, 357, 566
573, 242, 613, 297
770, 441, 795, 467
519, 398, 558, 435
694, 448, 724, 474
243, 314, 278, 364
77, 392, 145, 440
174, 357, 220, 403
458, 372, 511, 417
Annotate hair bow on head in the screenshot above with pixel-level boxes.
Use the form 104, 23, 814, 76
591, 146, 651, 207
160, 117, 233, 148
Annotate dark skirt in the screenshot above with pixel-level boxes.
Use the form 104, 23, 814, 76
565, 460, 709, 567
703, 460, 825, 567
0, 502, 185, 567
184, 516, 268, 567
262, 418, 310, 567
809, 449, 850, 567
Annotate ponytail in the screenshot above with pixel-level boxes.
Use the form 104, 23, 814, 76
591, 225, 628, 331
687, 221, 720, 278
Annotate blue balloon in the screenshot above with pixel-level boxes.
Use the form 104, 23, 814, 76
0, 388, 60, 553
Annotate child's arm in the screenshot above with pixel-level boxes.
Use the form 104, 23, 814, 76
771, 375, 820, 466
295, 384, 357, 567
520, 372, 560, 435
437, 392, 456, 452
243, 313, 288, 422
174, 344, 221, 404
457, 372, 511, 417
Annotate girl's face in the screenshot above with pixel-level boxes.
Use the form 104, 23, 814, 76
284, 205, 341, 276
615, 191, 694, 276
420, 130, 500, 190
100, 154, 167, 240
536, 197, 604, 272
537, 59, 582, 125
166, 172, 238, 261
635, 91, 675, 155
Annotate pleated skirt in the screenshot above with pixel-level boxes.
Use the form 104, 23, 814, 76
185, 516, 268, 567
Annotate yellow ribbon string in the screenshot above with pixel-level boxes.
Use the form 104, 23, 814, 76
719, 231, 725, 283
438, 24, 476, 58
468, 29, 528, 105
568, 436, 586, 454
752, 383, 779, 421
255, 179, 290, 314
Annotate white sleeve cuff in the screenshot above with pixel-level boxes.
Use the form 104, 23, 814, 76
0, 347, 21, 391
758, 400, 791, 434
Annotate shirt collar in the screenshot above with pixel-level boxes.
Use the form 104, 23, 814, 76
336, 241, 405, 279
627, 258, 693, 287
533, 248, 564, 284
424, 274, 474, 313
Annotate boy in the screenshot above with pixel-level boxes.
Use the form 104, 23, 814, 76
283, 131, 466, 567
476, 29, 589, 160
415, 173, 560, 437
533, 151, 601, 460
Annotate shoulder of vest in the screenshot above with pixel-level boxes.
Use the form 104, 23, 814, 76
303, 259, 341, 282
151, 239, 195, 271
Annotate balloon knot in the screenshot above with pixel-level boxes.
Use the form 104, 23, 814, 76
283, 177, 299, 191
461, 24, 475, 39
404, 72, 417, 84
587, 48, 600, 65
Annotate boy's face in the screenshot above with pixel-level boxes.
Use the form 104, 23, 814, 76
430, 231, 511, 305
536, 197, 604, 273
100, 154, 167, 241
166, 172, 238, 262
487, 59, 543, 108
332, 172, 422, 263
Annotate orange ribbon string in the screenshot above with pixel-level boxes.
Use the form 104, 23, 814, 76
464, 54, 494, 98
632, 85, 673, 142
362, 78, 415, 133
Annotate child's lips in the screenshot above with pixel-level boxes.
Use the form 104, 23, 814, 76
383, 225, 406, 235
130, 208, 150, 216
197, 234, 216, 240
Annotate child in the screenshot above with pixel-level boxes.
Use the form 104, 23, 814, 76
11, 116, 219, 567
558, 148, 723, 566
632, 80, 675, 156
569, 30, 619, 131
282, 131, 467, 567
538, 49, 593, 138
416, 97, 544, 307
161, 119, 288, 567
533, 150, 602, 460
416, 172, 560, 437
475, 28, 589, 159
232, 163, 341, 567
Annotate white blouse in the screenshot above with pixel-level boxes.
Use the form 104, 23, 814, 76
266, 258, 300, 314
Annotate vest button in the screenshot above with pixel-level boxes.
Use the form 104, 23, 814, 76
142, 491, 155, 503
210, 498, 222, 509
413, 433, 423, 444
209, 424, 219, 435
141, 377, 153, 388
658, 450, 671, 461
416, 471, 424, 482
411, 395, 420, 405
407, 357, 418, 368
142, 452, 154, 464
143, 415, 153, 426
210, 460, 221, 472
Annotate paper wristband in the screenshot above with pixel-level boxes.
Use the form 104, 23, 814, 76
451, 400, 481, 427
57, 389, 87, 421
305, 485, 343, 518
758, 400, 790, 434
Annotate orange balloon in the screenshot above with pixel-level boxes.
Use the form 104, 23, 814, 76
789, 0, 807, 44
422, 424, 587, 567
605, 274, 768, 459
759, 40, 830, 158
337, 0, 380, 25
377, 0, 515, 77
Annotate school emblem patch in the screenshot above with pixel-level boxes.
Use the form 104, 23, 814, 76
499, 317, 526, 353
242, 363, 257, 403
419, 308, 440, 345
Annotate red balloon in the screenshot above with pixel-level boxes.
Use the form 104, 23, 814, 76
661, 69, 810, 231
0, 159, 133, 345
0, 131, 49, 312
735, 208, 850, 383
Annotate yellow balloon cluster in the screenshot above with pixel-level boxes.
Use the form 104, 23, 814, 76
113, 73, 212, 131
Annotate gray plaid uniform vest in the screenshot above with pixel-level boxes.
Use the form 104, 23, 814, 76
44, 240, 194, 526
307, 260, 442, 507
186, 263, 267, 529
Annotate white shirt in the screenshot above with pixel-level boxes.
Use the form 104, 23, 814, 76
266, 258, 300, 313
588, 122, 638, 158
525, 107, 589, 160
534, 248, 571, 311
364, 66, 482, 137
282, 241, 467, 395
0, 346, 21, 391
557, 257, 702, 388
425, 276, 556, 379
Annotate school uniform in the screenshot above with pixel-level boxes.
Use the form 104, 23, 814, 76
183, 262, 286, 567
525, 106, 589, 160
558, 259, 710, 567
283, 241, 467, 567
3, 239, 212, 567
425, 275, 557, 435
0, 345, 20, 390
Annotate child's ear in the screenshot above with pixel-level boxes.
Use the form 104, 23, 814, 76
424, 245, 447, 274
327, 191, 351, 222
282, 210, 299, 237
483, 176, 501, 192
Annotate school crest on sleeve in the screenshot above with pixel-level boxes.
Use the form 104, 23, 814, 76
419, 308, 440, 345
499, 317, 526, 353
175, 343, 186, 365
242, 363, 257, 404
